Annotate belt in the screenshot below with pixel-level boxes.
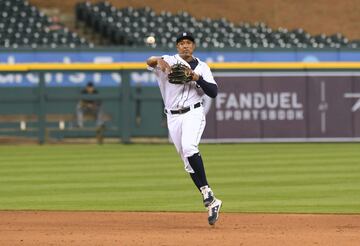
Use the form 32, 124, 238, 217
165, 102, 202, 115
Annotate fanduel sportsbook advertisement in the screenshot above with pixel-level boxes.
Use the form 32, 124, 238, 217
202, 72, 360, 141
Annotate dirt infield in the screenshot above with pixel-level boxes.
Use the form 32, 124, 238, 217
0, 211, 359, 246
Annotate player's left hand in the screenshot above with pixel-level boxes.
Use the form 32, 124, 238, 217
168, 63, 195, 84
191, 71, 200, 81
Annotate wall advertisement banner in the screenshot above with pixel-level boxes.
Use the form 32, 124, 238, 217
203, 72, 360, 141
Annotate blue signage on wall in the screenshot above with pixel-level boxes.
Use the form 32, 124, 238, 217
1, 49, 360, 87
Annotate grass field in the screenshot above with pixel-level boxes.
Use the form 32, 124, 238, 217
0, 143, 359, 213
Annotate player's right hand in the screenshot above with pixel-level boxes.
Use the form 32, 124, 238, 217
157, 59, 171, 74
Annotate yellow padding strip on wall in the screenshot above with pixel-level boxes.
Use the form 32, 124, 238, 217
1, 62, 360, 72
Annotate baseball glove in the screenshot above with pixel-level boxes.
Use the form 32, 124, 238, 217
168, 63, 193, 84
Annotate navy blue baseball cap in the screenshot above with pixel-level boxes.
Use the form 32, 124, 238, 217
176, 32, 195, 44
86, 81, 94, 87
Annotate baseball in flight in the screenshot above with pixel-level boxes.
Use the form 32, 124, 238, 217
146, 36, 155, 44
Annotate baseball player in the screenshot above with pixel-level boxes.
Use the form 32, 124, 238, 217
146, 32, 222, 225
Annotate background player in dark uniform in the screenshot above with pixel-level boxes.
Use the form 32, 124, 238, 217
76, 81, 104, 129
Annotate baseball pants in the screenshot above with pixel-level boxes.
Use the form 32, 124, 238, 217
166, 105, 206, 173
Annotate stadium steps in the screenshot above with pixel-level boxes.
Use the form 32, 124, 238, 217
40, 7, 102, 46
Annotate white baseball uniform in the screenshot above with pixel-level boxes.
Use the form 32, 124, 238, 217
148, 54, 217, 173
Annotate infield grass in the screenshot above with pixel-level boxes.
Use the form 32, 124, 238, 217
0, 143, 359, 213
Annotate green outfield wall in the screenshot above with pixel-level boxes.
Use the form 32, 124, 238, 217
1, 62, 360, 144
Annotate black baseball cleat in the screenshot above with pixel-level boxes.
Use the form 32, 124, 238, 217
208, 199, 222, 226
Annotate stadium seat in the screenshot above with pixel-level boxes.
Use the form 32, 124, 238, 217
0, 0, 92, 48
72, 1, 356, 49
